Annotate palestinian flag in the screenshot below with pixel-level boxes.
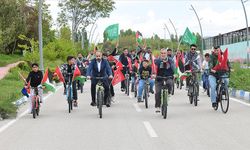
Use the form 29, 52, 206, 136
73, 66, 86, 84
42, 68, 56, 93
54, 66, 65, 83
136, 31, 143, 44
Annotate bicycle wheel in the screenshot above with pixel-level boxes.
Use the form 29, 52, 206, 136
126, 78, 130, 96
97, 89, 103, 118
176, 80, 179, 89
193, 84, 198, 106
172, 82, 175, 95
134, 83, 137, 98
162, 90, 168, 119
32, 100, 36, 119
80, 83, 83, 93
144, 86, 148, 109
220, 87, 229, 113
36, 98, 40, 116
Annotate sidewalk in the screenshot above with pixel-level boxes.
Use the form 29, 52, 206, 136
0, 61, 24, 80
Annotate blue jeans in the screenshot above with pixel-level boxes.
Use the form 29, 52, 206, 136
138, 79, 155, 98
202, 72, 209, 90
209, 75, 229, 103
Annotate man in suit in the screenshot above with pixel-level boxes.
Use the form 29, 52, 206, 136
87, 51, 113, 107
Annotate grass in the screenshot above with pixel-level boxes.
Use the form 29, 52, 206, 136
0, 54, 23, 67
229, 63, 250, 91
0, 59, 64, 119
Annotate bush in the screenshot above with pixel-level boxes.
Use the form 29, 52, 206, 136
229, 63, 250, 91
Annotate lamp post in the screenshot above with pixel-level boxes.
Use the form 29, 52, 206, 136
164, 23, 174, 50
190, 4, 204, 57
169, 18, 179, 51
38, 0, 44, 72
241, 0, 249, 66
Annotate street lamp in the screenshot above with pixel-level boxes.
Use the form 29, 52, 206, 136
190, 4, 204, 58
169, 18, 179, 50
38, 0, 44, 72
164, 23, 174, 50
241, 0, 249, 66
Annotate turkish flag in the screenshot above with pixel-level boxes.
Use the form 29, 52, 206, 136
54, 66, 65, 83
213, 48, 229, 71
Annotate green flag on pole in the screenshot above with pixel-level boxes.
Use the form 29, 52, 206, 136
181, 27, 197, 45
104, 24, 119, 41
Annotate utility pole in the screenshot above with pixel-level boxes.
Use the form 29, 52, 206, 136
241, 0, 249, 66
38, 0, 44, 71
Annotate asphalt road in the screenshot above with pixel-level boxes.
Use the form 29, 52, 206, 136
0, 81, 250, 150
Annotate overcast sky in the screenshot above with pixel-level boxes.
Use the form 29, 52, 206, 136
45, 0, 250, 42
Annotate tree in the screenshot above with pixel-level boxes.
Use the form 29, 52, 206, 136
58, 0, 115, 42
60, 26, 71, 41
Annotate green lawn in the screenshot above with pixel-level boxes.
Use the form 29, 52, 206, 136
0, 54, 23, 67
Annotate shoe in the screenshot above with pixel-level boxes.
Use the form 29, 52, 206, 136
90, 102, 96, 106
73, 100, 78, 107
150, 89, 154, 94
106, 103, 110, 107
121, 88, 125, 92
137, 97, 142, 103
212, 102, 218, 108
155, 107, 161, 113
63, 90, 66, 95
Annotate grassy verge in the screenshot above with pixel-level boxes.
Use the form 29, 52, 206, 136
229, 63, 250, 91
0, 54, 23, 67
0, 59, 64, 119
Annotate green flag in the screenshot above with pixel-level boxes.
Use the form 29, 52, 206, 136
181, 27, 197, 45
104, 24, 119, 41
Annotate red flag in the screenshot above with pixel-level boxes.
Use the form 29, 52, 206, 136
112, 69, 125, 86
127, 57, 132, 71
108, 55, 123, 70
213, 48, 229, 71
54, 66, 65, 83
73, 66, 81, 80
151, 55, 157, 74
139, 54, 143, 63
41, 68, 48, 84
134, 59, 139, 70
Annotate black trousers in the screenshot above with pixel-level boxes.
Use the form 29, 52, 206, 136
91, 79, 109, 104
155, 79, 173, 108
121, 67, 129, 89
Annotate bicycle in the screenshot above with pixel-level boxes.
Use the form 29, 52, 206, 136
93, 77, 106, 118
187, 70, 200, 106
213, 71, 230, 113
203, 69, 210, 97
125, 69, 130, 96
157, 76, 173, 119
66, 73, 73, 113
133, 75, 138, 98
31, 86, 42, 119
142, 78, 150, 109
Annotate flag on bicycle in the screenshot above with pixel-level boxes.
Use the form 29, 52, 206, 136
151, 55, 157, 74
73, 66, 86, 84
213, 48, 229, 71
21, 87, 29, 98
127, 57, 133, 71
42, 68, 56, 93
112, 69, 125, 86
54, 66, 65, 83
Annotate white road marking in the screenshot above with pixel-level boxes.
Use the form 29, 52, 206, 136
143, 121, 158, 138
0, 86, 62, 134
133, 103, 142, 112
230, 97, 250, 107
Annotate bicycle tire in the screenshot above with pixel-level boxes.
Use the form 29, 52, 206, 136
144, 86, 148, 109
134, 84, 137, 98
220, 87, 229, 113
172, 82, 175, 95
32, 100, 36, 119
36, 99, 40, 116
193, 85, 198, 106
162, 89, 168, 119
126, 78, 130, 96
97, 89, 103, 118
80, 83, 83, 93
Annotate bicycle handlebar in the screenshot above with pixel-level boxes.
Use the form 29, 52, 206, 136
156, 76, 173, 79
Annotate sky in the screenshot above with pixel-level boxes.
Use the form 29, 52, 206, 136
45, 0, 250, 43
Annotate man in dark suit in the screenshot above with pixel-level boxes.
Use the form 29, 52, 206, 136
87, 51, 113, 107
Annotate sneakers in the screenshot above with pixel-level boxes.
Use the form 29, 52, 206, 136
121, 88, 125, 92
73, 100, 78, 107
155, 107, 161, 113
137, 97, 142, 103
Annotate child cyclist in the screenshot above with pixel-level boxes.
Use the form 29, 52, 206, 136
137, 59, 155, 102
25, 63, 43, 113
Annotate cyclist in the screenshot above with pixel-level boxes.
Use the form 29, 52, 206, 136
87, 51, 113, 107
202, 53, 210, 93
137, 59, 155, 102
209, 46, 230, 108
61, 56, 78, 107
25, 63, 43, 113
175, 50, 185, 87
154, 48, 175, 113
119, 48, 132, 92
184, 44, 201, 90
130, 49, 139, 92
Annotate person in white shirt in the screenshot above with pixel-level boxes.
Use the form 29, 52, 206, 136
202, 53, 210, 92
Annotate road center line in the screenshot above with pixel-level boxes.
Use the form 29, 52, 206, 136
143, 121, 158, 138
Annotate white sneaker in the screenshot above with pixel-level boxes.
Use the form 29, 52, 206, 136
155, 107, 161, 113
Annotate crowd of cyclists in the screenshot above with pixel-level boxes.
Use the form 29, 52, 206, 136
25, 43, 231, 115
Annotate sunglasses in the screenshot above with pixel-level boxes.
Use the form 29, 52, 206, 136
191, 48, 196, 51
